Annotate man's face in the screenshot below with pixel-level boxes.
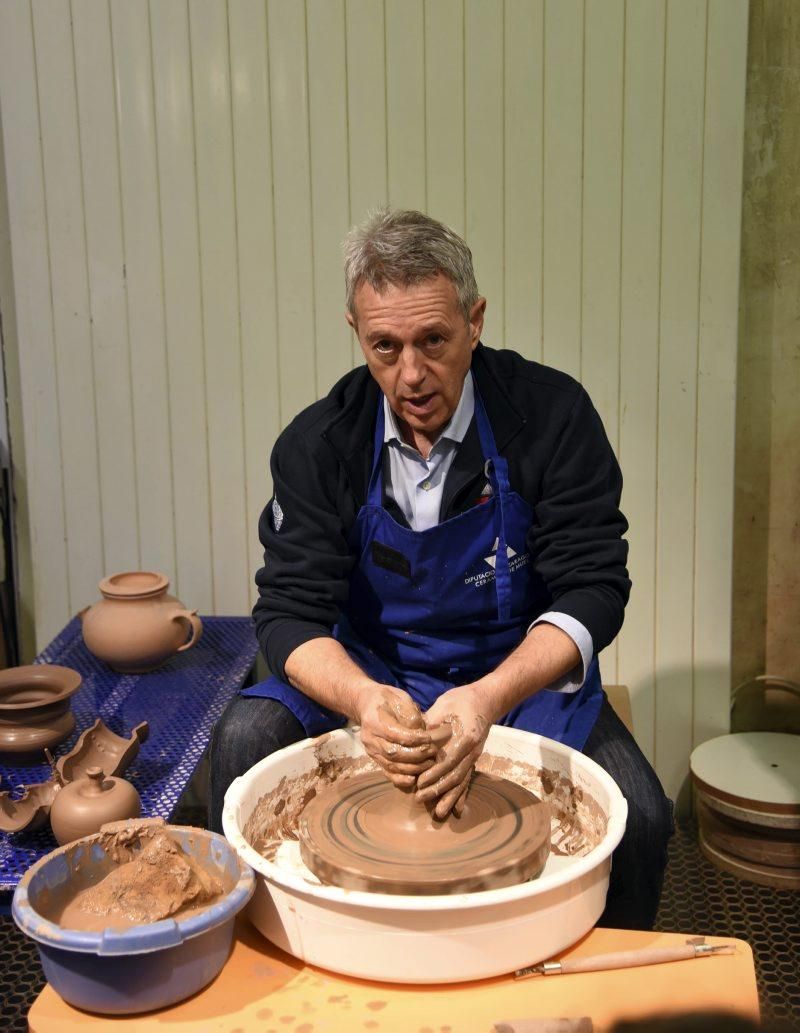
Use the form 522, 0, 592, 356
347, 274, 486, 451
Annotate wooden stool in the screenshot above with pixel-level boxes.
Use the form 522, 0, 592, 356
605, 683, 634, 736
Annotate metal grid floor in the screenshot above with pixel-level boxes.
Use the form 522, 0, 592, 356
1, 820, 798, 1030
654, 821, 800, 1026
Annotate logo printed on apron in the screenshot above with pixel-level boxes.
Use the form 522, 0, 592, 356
464, 537, 532, 588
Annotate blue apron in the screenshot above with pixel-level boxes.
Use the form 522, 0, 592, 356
243, 375, 603, 747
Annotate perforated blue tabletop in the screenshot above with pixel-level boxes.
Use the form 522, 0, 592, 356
0, 615, 258, 891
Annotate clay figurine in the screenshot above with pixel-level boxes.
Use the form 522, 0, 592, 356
49, 766, 141, 846
81, 571, 202, 672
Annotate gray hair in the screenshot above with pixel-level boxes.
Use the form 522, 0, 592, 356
343, 208, 479, 323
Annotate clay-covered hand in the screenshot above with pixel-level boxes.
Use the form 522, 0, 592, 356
354, 685, 439, 789
416, 685, 493, 820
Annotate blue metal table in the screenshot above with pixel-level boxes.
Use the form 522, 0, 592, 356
0, 615, 258, 892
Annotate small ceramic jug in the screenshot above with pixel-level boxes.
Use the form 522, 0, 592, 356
49, 767, 141, 846
81, 571, 203, 673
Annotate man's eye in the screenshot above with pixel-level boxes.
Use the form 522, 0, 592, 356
374, 340, 396, 354
426, 334, 444, 347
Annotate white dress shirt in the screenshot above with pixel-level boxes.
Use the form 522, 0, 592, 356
382, 375, 592, 693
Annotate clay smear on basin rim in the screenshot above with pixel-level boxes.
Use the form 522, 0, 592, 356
243, 738, 607, 871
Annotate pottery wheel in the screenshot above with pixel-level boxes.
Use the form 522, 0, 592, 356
298, 771, 550, 895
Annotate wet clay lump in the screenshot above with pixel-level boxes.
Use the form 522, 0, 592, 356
54, 820, 225, 932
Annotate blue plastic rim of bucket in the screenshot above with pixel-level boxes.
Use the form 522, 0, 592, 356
12, 824, 255, 1015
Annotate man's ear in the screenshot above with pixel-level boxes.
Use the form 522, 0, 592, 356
469, 297, 486, 349
345, 309, 357, 332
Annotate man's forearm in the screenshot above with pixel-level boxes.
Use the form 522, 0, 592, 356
283, 637, 378, 721
472, 623, 581, 723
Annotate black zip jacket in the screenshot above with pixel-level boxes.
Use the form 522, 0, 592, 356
253, 344, 630, 683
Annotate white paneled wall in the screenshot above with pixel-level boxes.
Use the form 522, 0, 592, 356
0, 0, 748, 797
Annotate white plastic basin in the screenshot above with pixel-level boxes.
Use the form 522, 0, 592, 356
223, 725, 627, 983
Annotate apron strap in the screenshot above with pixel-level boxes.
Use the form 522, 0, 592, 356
366, 402, 386, 507
369, 373, 515, 621
473, 383, 513, 622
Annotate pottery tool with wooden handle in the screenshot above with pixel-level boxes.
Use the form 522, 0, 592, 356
514, 940, 735, 979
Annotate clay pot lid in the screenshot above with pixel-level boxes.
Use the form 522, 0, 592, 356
0, 665, 82, 711
98, 571, 169, 599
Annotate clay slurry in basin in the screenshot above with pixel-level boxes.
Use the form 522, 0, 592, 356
298, 770, 550, 894
48, 819, 227, 932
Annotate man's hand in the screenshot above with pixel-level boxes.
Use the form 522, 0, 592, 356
415, 685, 493, 820
354, 685, 439, 789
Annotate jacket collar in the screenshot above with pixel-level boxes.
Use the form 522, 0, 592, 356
470, 344, 526, 452
321, 343, 526, 463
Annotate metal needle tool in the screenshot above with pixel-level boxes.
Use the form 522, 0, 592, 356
515, 941, 735, 979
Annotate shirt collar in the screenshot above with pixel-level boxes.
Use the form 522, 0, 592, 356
383, 372, 474, 450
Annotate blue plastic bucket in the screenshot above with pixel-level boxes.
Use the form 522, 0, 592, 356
12, 824, 255, 1015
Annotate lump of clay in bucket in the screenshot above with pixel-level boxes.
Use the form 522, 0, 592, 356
58, 820, 224, 930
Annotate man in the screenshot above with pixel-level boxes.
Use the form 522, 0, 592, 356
210, 209, 672, 928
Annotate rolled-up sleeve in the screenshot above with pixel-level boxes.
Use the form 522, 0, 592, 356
528, 611, 593, 693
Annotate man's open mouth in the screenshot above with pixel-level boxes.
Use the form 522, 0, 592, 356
404, 393, 436, 412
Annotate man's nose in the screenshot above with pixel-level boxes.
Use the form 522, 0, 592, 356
398, 345, 426, 386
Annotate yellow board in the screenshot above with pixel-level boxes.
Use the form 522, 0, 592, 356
28, 919, 759, 1033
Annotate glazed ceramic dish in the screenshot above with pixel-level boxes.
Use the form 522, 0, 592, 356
0, 665, 82, 754
223, 726, 627, 984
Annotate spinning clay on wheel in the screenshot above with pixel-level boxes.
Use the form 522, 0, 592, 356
298, 769, 550, 895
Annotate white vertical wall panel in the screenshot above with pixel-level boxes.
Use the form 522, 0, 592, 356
655, 0, 708, 798
0, 0, 749, 798
72, 0, 140, 578
465, 0, 504, 347
0, 1, 71, 633
692, 0, 748, 748
187, 0, 249, 616
425, 0, 465, 238
345, 0, 388, 220
580, 0, 624, 454
617, 0, 666, 764
110, 0, 177, 583
386, 0, 426, 212
31, 0, 105, 612
267, 0, 317, 420
504, 0, 544, 363
542, 0, 584, 380
307, 0, 353, 392
228, 0, 283, 591
345, 0, 388, 366
149, 0, 214, 613
580, 0, 625, 684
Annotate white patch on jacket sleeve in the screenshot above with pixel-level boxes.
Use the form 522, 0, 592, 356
271, 497, 284, 532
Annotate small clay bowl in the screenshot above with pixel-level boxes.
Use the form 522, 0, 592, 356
0, 664, 82, 755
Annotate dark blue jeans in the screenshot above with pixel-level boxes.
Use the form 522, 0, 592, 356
209, 692, 672, 929
208, 694, 306, 836
582, 696, 674, 929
